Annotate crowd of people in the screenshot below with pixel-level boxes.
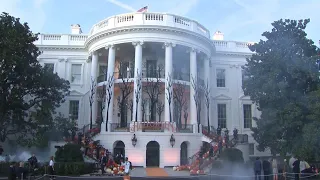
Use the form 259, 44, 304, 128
7, 154, 56, 180
254, 156, 317, 180
99, 151, 132, 176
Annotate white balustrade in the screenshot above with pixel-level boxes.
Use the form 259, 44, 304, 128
88, 12, 211, 38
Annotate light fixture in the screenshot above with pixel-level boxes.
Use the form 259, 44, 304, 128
131, 134, 137, 147
170, 134, 175, 148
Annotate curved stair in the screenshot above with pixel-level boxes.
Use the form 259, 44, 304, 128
174, 127, 238, 175
64, 124, 107, 162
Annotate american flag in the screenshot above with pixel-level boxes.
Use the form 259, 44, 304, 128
137, 6, 148, 12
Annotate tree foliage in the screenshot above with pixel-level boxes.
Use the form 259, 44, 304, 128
88, 77, 96, 129
173, 81, 187, 127
0, 13, 70, 146
243, 18, 320, 160
117, 62, 133, 127
143, 64, 164, 121
55, 143, 84, 162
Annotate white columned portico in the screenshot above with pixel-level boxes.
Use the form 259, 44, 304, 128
164, 42, 175, 123
105, 44, 116, 132
189, 48, 198, 133
132, 41, 143, 122
91, 51, 98, 128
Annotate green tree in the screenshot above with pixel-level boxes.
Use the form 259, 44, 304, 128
55, 143, 84, 162
0, 12, 70, 146
243, 19, 320, 159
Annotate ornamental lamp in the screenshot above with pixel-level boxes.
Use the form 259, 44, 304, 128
131, 134, 137, 147
170, 134, 175, 147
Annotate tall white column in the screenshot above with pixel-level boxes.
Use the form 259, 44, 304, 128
91, 51, 98, 128
105, 44, 116, 132
189, 48, 198, 131
132, 41, 143, 122
164, 42, 175, 123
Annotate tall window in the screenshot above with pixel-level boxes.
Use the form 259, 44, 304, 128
217, 104, 227, 128
216, 69, 226, 87
71, 64, 82, 83
243, 104, 252, 128
119, 62, 129, 78
242, 68, 249, 86
99, 65, 107, 76
69, 100, 79, 120
146, 60, 157, 78
249, 143, 254, 155
44, 63, 54, 73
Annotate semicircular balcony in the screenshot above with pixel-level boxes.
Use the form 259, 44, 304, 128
88, 12, 210, 39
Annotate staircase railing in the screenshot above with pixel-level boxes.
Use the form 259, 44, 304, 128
64, 123, 106, 162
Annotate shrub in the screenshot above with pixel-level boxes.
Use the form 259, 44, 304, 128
220, 148, 244, 163
55, 143, 83, 162
52, 162, 95, 176
0, 162, 95, 176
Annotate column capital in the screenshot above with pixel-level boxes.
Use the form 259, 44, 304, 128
92, 51, 98, 56
164, 42, 176, 48
105, 44, 116, 49
132, 41, 144, 47
190, 47, 200, 53
187, 47, 200, 54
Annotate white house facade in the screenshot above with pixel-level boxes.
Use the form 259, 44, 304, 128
34, 12, 270, 167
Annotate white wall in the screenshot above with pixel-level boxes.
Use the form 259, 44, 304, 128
37, 41, 269, 159
95, 132, 201, 167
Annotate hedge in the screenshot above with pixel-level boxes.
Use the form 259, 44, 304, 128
0, 162, 95, 177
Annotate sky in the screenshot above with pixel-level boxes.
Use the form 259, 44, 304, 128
0, 0, 319, 43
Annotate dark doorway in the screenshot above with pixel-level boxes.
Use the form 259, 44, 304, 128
113, 141, 125, 164
180, 142, 188, 165
146, 141, 160, 167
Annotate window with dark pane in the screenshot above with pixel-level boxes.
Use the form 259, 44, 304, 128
44, 63, 54, 73
71, 64, 82, 83
242, 68, 249, 86
217, 104, 227, 128
69, 100, 79, 120
243, 104, 252, 128
216, 69, 226, 87
249, 143, 254, 155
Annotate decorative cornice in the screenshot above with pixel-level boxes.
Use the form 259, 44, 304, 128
85, 26, 215, 52
229, 64, 241, 68
37, 45, 85, 50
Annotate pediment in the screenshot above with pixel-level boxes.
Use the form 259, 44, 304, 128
239, 95, 251, 100
213, 94, 232, 100
70, 90, 84, 96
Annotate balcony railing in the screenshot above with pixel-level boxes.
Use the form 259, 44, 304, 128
34, 34, 254, 55
176, 124, 193, 133
97, 69, 207, 84
89, 12, 210, 38
110, 123, 130, 132
141, 122, 165, 132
